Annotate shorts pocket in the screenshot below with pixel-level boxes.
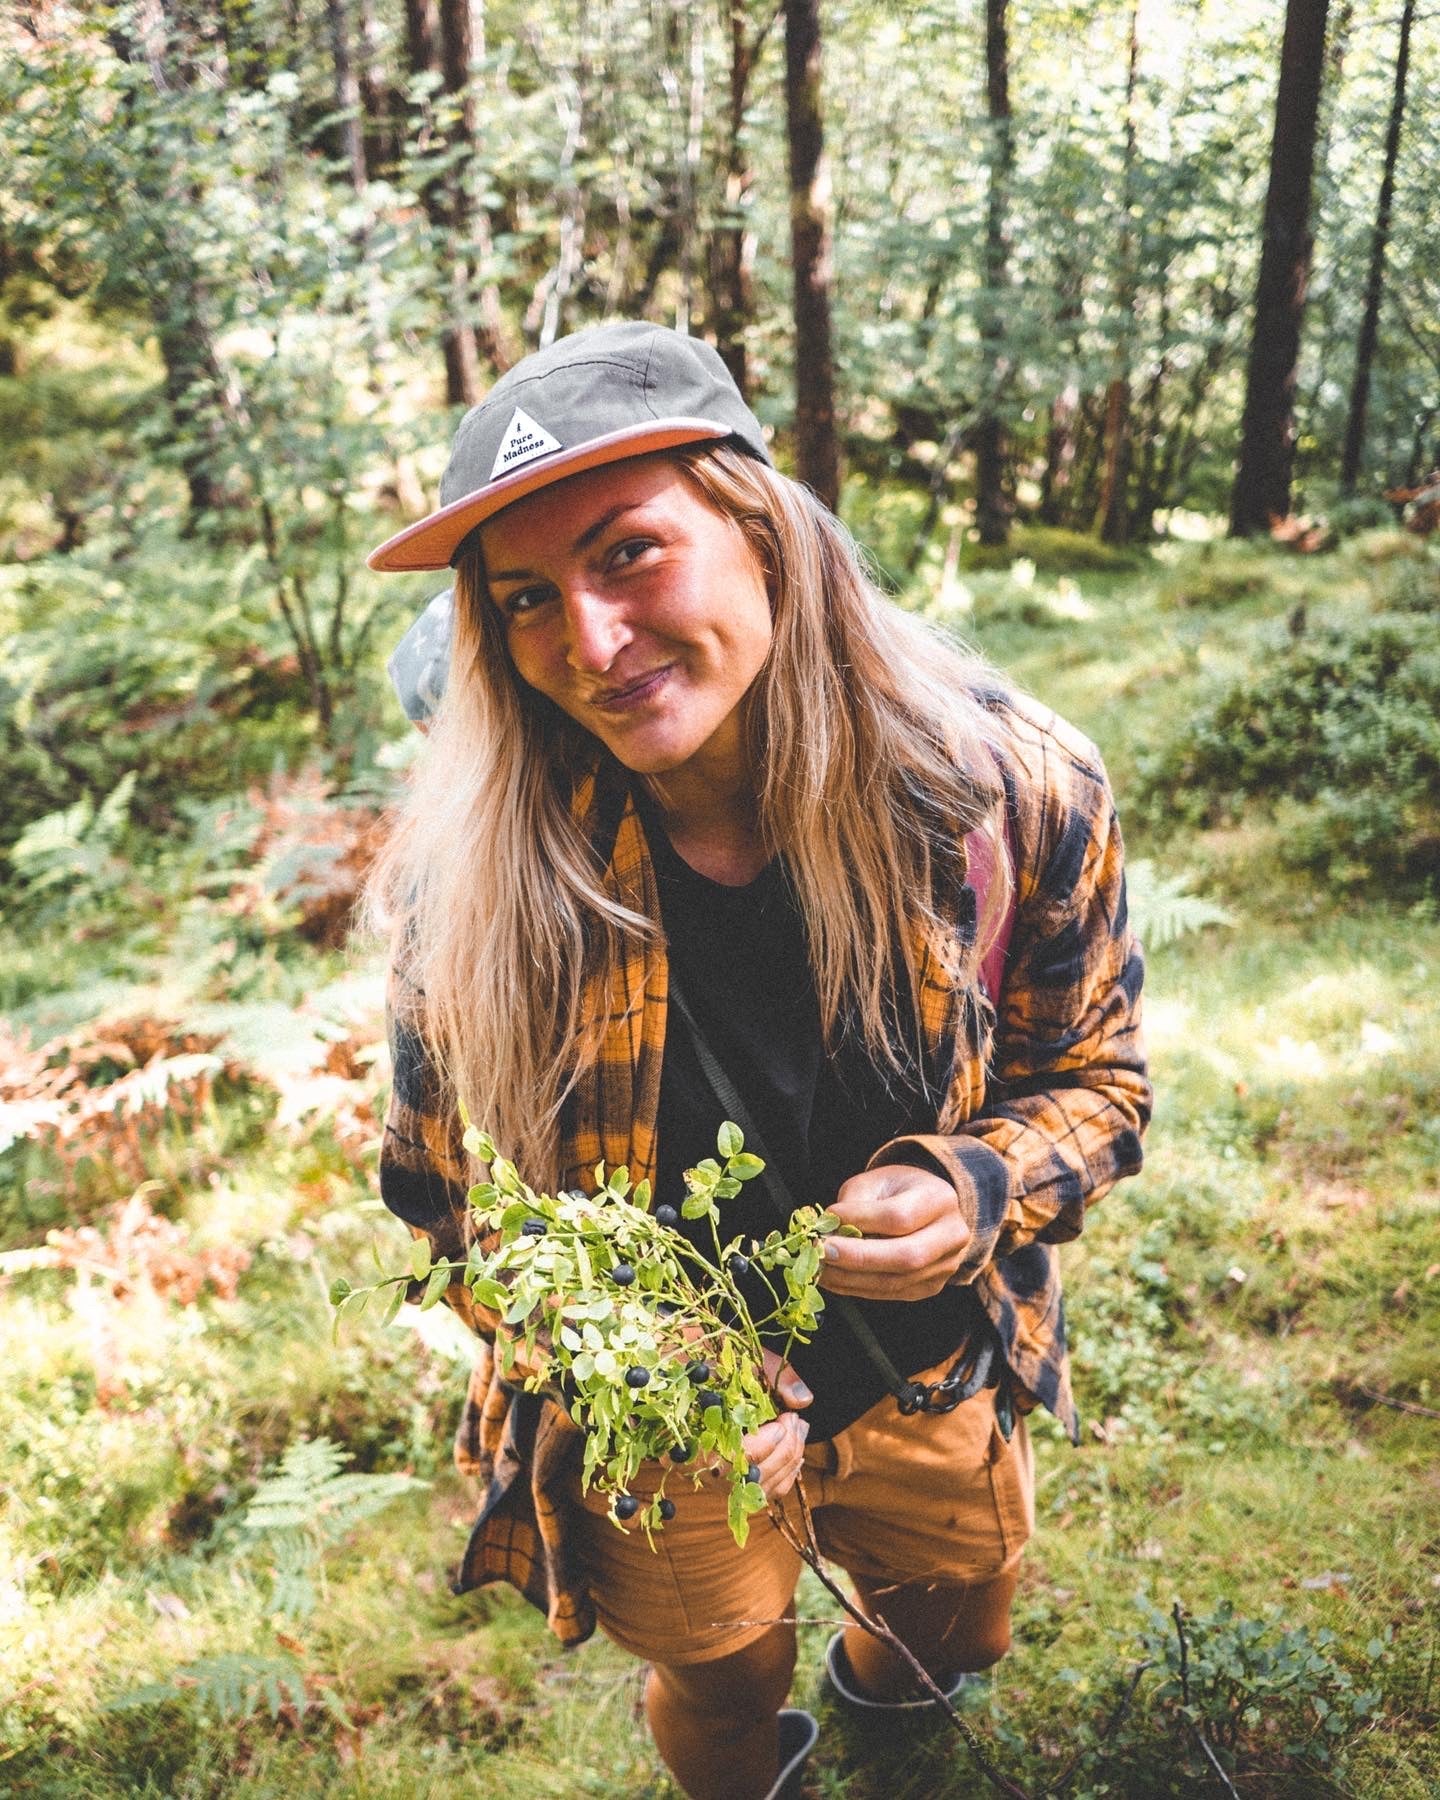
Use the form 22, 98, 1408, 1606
986, 1414, 1035, 1564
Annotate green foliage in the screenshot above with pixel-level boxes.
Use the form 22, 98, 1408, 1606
1137, 603, 1440, 892
1326, 496, 1397, 541
962, 526, 1147, 575
339, 1123, 850, 1545
1054, 1599, 1384, 1796
110, 1654, 314, 1725
238, 1436, 428, 1620
1125, 859, 1235, 951
1157, 546, 1272, 611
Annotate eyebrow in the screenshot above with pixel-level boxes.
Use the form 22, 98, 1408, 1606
487, 502, 646, 584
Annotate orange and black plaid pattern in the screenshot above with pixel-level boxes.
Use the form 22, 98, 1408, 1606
379, 691, 1151, 1646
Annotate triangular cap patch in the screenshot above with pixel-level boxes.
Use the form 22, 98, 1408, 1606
490, 407, 563, 480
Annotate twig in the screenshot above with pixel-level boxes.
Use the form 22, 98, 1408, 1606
1354, 1384, 1440, 1421
770, 1482, 1033, 1800
1043, 1658, 1153, 1797
1172, 1603, 1240, 1800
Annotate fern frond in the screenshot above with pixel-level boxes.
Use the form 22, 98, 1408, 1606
109, 1653, 309, 1722
238, 1437, 429, 1618
1126, 859, 1236, 950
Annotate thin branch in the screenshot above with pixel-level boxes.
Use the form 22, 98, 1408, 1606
769, 1483, 1033, 1800
1043, 1659, 1153, 1797
1353, 1383, 1440, 1421
1172, 1603, 1240, 1800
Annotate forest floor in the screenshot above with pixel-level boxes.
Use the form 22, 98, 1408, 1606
1, 514, 1437, 1799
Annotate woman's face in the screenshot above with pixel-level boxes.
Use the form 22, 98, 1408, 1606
480, 455, 774, 785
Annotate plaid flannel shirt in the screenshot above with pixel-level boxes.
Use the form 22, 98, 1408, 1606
379, 689, 1151, 1646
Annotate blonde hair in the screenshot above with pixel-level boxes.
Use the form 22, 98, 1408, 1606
367, 446, 1011, 1187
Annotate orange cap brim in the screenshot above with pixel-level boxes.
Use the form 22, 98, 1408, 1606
367, 419, 732, 572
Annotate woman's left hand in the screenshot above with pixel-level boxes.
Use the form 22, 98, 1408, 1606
819, 1166, 969, 1301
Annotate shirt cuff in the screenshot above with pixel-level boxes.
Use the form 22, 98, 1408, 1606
867, 1133, 1012, 1284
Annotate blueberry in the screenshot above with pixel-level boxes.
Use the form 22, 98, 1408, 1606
686, 1359, 711, 1384
670, 1442, 693, 1464
728, 1253, 751, 1277
697, 1389, 724, 1415
624, 1366, 650, 1389
614, 1494, 640, 1521
656, 1300, 679, 1318
520, 1217, 546, 1237
745, 1462, 762, 1484
658, 1497, 676, 1521
654, 1204, 679, 1227
610, 1263, 636, 1286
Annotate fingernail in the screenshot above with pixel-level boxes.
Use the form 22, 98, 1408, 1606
799, 1420, 811, 1438
823, 1241, 840, 1261
792, 1380, 813, 1404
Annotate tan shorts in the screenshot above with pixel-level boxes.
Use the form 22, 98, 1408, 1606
570, 1356, 1036, 1668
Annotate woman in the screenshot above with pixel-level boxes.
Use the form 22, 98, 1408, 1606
367, 322, 1150, 1800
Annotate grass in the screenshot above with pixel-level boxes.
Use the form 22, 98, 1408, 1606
3, 530, 1438, 1796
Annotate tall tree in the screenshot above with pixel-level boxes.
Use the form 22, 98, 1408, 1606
1095, 0, 1141, 545
403, 0, 478, 402
1339, 0, 1415, 494
707, 0, 775, 395
783, 0, 840, 512
1229, 0, 1331, 536
973, 0, 1013, 546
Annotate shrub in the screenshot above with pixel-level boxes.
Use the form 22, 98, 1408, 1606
1136, 607, 1440, 892
1325, 495, 1396, 541
1157, 544, 1272, 610
1055, 1599, 1384, 1795
962, 524, 1146, 575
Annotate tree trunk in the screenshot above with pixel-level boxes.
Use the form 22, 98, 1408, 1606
326, 0, 368, 195
973, 0, 1013, 546
783, 0, 840, 512
707, 0, 765, 395
1339, 0, 1413, 494
439, 0, 513, 371
1096, 0, 1141, 544
356, 0, 396, 173
1229, 0, 1331, 536
403, 0, 479, 401
403, 0, 439, 75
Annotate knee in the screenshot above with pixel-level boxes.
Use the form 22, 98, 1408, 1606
651, 1626, 796, 1720
950, 1618, 1011, 1673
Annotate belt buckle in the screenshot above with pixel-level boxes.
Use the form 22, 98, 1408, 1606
923, 1374, 964, 1414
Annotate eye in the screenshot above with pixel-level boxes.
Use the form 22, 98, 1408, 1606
499, 582, 555, 618
606, 535, 658, 572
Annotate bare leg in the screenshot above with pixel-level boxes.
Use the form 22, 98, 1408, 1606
841, 1566, 1019, 1701
645, 1622, 798, 1800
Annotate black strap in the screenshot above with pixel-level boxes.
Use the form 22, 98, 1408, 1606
666, 973, 1006, 1424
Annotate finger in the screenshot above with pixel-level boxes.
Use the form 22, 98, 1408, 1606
742, 1413, 809, 1500
827, 1167, 934, 1235
819, 1223, 964, 1300
828, 1169, 957, 1238
758, 1346, 814, 1411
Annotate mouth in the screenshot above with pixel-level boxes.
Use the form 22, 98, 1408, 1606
589, 665, 675, 712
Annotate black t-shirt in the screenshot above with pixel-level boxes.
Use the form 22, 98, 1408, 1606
641, 795, 986, 1441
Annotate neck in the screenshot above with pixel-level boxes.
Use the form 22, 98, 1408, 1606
643, 761, 768, 886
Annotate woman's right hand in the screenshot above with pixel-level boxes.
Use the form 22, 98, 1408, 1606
739, 1350, 813, 1502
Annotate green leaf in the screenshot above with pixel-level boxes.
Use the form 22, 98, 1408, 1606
634, 1178, 652, 1208
681, 1192, 713, 1219
379, 1281, 407, 1327
717, 1121, 743, 1158
729, 1154, 765, 1181
409, 1238, 432, 1282
419, 1264, 450, 1311
470, 1276, 509, 1312
328, 1277, 352, 1306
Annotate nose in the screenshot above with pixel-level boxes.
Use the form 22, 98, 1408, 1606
562, 585, 632, 674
